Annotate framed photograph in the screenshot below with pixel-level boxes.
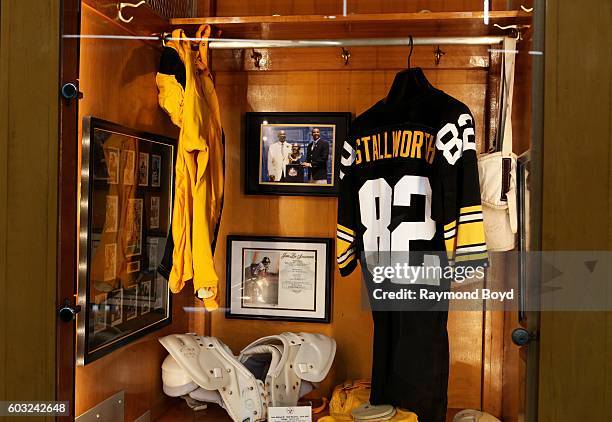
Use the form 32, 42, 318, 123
127, 260, 140, 274
104, 195, 118, 232
125, 198, 143, 257
150, 196, 160, 229
78, 117, 174, 365
245, 112, 351, 196
226, 235, 333, 322
106, 147, 119, 184
124, 287, 138, 321
122, 150, 135, 186
108, 288, 123, 327
103, 243, 116, 281
93, 293, 107, 334
92, 130, 118, 183
151, 154, 161, 187
138, 152, 149, 186
147, 238, 159, 271
139, 279, 152, 315
154, 272, 166, 310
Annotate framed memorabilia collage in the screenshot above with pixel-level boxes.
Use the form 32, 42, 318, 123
244, 112, 351, 196
78, 117, 174, 364
226, 235, 333, 323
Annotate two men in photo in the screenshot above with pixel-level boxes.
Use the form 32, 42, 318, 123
267, 127, 329, 184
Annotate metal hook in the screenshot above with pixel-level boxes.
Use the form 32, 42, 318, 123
152, 32, 173, 47
117, 1, 146, 24
434, 46, 446, 65
407, 35, 414, 68
340, 48, 351, 66
494, 24, 522, 40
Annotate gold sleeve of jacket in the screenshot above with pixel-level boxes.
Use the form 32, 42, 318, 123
155, 73, 184, 128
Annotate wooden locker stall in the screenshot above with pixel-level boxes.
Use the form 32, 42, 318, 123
72, 1, 534, 421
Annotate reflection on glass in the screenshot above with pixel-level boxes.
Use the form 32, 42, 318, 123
86, 126, 173, 359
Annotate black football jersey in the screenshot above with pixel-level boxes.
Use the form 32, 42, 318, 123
337, 87, 488, 280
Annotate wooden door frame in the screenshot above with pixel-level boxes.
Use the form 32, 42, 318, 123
538, 0, 612, 420
57, 0, 81, 419
524, 2, 545, 422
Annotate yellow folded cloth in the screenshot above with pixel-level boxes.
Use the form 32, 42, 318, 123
319, 408, 418, 422
321, 379, 418, 421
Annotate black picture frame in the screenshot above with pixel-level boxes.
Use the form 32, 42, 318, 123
226, 235, 333, 323
245, 112, 351, 196
78, 117, 175, 365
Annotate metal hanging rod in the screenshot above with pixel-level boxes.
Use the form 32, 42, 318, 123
65, 34, 509, 48
180, 36, 507, 49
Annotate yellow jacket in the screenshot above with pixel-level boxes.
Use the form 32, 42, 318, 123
320, 380, 419, 422
155, 27, 224, 310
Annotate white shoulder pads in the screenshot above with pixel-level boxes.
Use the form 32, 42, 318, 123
159, 334, 266, 422
161, 354, 198, 397
294, 332, 336, 382
240, 332, 336, 407
159, 332, 336, 422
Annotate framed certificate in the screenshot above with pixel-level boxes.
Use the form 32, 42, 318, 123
226, 235, 333, 323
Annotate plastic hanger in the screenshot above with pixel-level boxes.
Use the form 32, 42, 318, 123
385, 35, 433, 104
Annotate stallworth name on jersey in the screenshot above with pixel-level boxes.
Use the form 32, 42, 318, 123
353, 128, 436, 165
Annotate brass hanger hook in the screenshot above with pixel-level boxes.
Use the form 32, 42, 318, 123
117, 1, 146, 24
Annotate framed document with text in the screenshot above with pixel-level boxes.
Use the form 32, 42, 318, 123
226, 235, 333, 323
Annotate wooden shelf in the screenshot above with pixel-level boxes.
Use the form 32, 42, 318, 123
156, 399, 467, 421
170, 11, 532, 40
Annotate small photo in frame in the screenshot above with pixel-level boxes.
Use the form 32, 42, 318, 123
154, 273, 166, 310
148, 238, 159, 271
245, 112, 351, 196
103, 243, 116, 281
226, 235, 333, 322
104, 195, 118, 233
122, 150, 135, 186
150, 196, 160, 229
127, 260, 140, 274
138, 152, 149, 186
108, 288, 123, 327
125, 198, 143, 257
106, 147, 119, 184
151, 154, 161, 187
93, 293, 107, 334
139, 279, 152, 315
124, 286, 138, 321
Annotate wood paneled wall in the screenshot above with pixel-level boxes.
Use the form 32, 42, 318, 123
213, 0, 527, 17
209, 64, 489, 410
75, 5, 196, 421
0, 1, 60, 419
